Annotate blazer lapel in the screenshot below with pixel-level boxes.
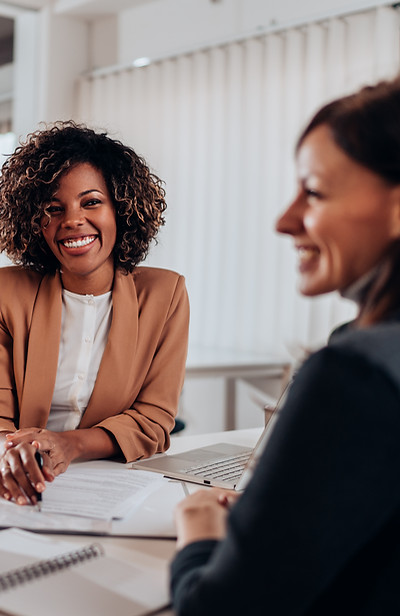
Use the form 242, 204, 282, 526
19, 273, 62, 428
80, 270, 139, 427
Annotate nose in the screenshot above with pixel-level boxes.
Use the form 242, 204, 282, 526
61, 204, 85, 228
275, 193, 305, 237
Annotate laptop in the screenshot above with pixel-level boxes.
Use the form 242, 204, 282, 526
132, 385, 288, 490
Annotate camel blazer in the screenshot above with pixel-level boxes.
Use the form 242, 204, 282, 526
0, 265, 189, 462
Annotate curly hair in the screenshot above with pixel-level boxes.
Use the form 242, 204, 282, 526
0, 121, 166, 274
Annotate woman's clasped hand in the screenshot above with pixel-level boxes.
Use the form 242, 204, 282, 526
0, 436, 50, 505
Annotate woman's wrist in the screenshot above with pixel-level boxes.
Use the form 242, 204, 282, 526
0, 432, 9, 454
63, 427, 120, 462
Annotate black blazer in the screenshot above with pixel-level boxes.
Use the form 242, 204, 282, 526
170, 319, 400, 615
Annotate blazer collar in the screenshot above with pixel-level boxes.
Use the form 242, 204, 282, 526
19, 270, 139, 429
19, 272, 62, 427
80, 270, 139, 427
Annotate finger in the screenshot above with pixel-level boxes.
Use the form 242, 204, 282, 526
51, 459, 68, 476
5, 447, 42, 505
0, 475, 12, 501
40, 452, 55, 481
217, 491, 239, 508
29, 434, 54, 453
7, 438, 55, 462
8, 427, 41, 437
5, 428, 41, 441
9, 456, 39, 505
25, 448, 46, 495
5, 431, 44, 448
0, 459, 31, 505
36, 439, 66, 475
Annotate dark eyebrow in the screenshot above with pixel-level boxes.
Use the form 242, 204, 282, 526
50, 189, 104, 202
79, 189, 104, 198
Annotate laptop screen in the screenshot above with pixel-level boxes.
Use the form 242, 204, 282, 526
235, 383, 289, 491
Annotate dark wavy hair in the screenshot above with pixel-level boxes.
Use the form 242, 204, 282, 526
298, 76, 400, 325
297, 77, 400, 185
0, 121, 166, 274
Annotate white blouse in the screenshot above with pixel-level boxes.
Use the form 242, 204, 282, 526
46, 289, 113, 432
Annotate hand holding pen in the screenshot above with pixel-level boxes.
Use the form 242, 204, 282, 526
175, 488, 240, 550
0, 440, 49, 506
34, 450, 44, 508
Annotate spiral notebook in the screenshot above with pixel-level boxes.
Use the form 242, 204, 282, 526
0, 528, 169, 616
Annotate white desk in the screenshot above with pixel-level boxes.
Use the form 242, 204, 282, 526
39, 428, 263, 616
185, 346, 290, 430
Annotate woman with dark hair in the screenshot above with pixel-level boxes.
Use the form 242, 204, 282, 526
170, 77, 400, 614
0, 121, 189, 506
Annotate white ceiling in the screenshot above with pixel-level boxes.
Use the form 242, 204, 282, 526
0, 0, 46, 9
0, 0, 159, 15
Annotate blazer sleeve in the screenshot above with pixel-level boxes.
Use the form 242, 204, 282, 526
94, 275, 190, 462
0, 316, 18, 432
170, 346, 400, 615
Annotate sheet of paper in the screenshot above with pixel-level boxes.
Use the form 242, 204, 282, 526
0, 499, 111, 533
112, 478, 185, 537
41, 467, 164, 520
0, 527, 79, 559
0, 464, 182, 537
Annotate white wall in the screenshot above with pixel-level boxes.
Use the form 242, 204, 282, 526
1, 0, 395, 136
13, 10, 40, 138
89, 15, 118, 70
0, 63, 12, 98
36, 9, 88, 127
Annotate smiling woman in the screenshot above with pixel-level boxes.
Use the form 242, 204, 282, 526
276, 124, 400, 298
170, 77, 400, 615
41, 163, 118, 295
0, 121, 189, 506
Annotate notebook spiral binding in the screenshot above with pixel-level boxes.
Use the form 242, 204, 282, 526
0, 543, 104, 592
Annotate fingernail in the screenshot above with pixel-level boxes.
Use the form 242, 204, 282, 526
36, 482, 45, 492
3, 493, 10, 500
17, 496, 27, 505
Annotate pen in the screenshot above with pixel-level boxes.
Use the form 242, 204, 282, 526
181, 481, 190, 497
34, 450, 43, 509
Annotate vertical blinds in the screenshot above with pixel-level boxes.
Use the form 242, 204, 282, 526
76, 6, 400, 358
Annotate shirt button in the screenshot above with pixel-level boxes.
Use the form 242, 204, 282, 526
78, 374, 84, 381
85, 336, 91, 343
88, 299, 94, 306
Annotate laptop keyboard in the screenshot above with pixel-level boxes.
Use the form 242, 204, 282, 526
179, 451, 251, 481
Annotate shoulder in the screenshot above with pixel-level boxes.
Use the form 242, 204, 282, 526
328, 319, 353, 341
272, 341, 400, 466
0, 267, 45, 327
131, 266, 184, 288
131, 266, 187, 302
0, 266, 43, 295
281, 326, 400, 437
114, 266, 188, 317
327, 320, 400, 391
